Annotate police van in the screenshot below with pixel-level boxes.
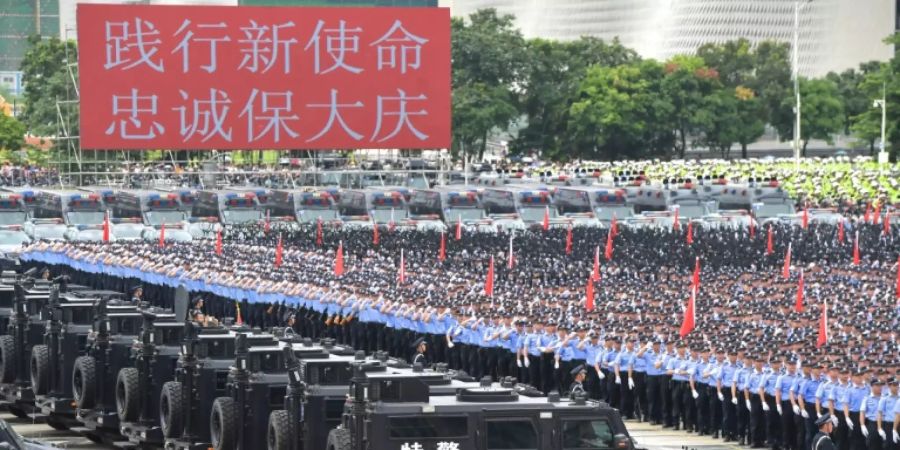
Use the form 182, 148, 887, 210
481, 186, 569, 230
554, 186, 633, 228
113, 190, 194, 243
76, 187, 146, 241
407, 186, 490, 232
0, 193, 31, 258
630, 180, 718, 226
338, 188, 415, 229
28, 190, 110, 242
191, 190, 264, 236
270, 188, 342, 227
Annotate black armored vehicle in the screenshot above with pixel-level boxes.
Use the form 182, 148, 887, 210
326, 361, 639, 450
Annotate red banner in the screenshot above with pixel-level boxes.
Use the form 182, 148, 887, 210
77, 4, 451, 150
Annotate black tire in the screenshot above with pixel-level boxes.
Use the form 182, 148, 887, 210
0, 335, 15, 383
30, 344, 50, 395
267, 410, 289, 450
326, 427, 352, 450
116, 367, 140, 422
72, 356, 97, 409
160, 381, 184, 439
7, 405, 28, 419
210, 397, 238, 450
46, 417, 69, 431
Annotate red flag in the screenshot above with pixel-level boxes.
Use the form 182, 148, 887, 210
783, 242, 792, 278
397, 249, 406, 284
691, 257, 700, 290
895, 254, 900, 300
215, 229, 223, 256
388, 209, 396, 233
542, 206, 550, 232
816, 298, 828, 348
679, 285, 696, 338
455, 215, 462, 241
438, 232, 446, 262
766, 225, 774, 255
274, 234, 283, 267
264, 209, 271, 234
604, 229, 614, 261
748, 219, 755, 239
372, 221, 380, 246
874, 203, 882, 225
508, 234, 515, 269
864, 203, 872, 223
484, 256, 494, 297
884, 213, 891, 236
795, 269, 804, 313
611, 214, 618, 237
852, 231, 860, 265
673, 208, 680, 232
102, 211, 110, 243
235, 301, 243, 326
592, 246, 600, 282
316, 218, 323, 247
158, 222, 166, 248
801, 206, 809, 230
335, 241, 345, 277
686, 221, 694, 245
565, 225, 573, 255
837, 220, 845, 243
585, 275, 594, 312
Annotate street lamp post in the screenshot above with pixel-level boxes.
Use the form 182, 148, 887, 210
874, 80, 888, 164
792, 0, 812, 169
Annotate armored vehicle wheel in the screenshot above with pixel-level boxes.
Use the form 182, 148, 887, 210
326, 427, 351, 450
116, 367, 140, 422
46, 417, 69, 431
210, 397, 238, 450
267, 410, 289, 450
29, 344, 49, 395
73, 356, 97, 409
159, 381, 184, 438
0, 335, 15, 383
6, 405, 28, 419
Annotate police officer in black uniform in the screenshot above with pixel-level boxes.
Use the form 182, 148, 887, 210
130, 285, 143, 303
412, 337, 428, 366
812, 413, 837, 450
570, 364, 587, 399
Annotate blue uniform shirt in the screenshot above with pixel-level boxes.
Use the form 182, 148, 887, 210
748, 370, 763, 392
801, 377, 821, 404
863, 393, 882, 421
878, 394, 898, 422
615, 350, 635, 373
718, 361, 736, 388
844, 384, 868, 412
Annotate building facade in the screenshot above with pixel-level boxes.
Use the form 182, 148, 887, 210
0, 0, 60, 71
452, 0, 897, 77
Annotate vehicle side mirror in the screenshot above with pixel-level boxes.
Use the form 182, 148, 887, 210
0, 441, 18, 450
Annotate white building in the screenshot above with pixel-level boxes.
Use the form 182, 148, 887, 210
451, 0, 897, 77
58, 0, 239, 40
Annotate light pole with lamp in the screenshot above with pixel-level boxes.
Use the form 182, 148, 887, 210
792, 0, 813, 169
873, 80, 888, 165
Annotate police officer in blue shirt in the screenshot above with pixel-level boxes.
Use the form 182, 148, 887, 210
841, 370, 868, 450
718, 349, 738, 442
762, 357, 782, 449
877, 377, 897, 450
636, 339, 659, 423
584, 331, 603, 400
614, 337, 637, 420
667, 342, 688, 431
747, 355, 767, 448
861, 377, 885, 450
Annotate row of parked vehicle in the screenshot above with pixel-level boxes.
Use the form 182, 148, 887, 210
0, 173, 838, 252
0, 270, 636, 450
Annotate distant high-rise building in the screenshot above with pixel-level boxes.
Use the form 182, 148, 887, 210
0, 0, 60, 71
452, 0, 896, 77
238, 0, 437, 5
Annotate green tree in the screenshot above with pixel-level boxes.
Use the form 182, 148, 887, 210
696, 38, 754, 88
0, 114, 25, 151
749, 41, 792, 140
514, 36, 638, 160
451, 9, 526, 159
20, 35, 79, 139
781, 78, 844, 155
568, 60, 674, 160
851, 62, 891, 155
660, 55, 718, 158
732, 86, 767, 159
825, 68, 868, 135
693, 89, 740, 158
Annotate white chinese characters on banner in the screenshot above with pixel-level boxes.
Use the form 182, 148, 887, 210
372, 89, 429, 142
105, 18, 164, 72
370, 20, 428, 74
105, 89, 165, 139
238, 20, 298, 74
306, 89, 364, 142
173, 88, 233, 143
172, 20, 231, 73
304, 20, 364, 75
399, 442, 460, 450
239, 89, 300, 143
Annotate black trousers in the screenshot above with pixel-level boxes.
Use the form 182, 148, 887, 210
835, 410, 849, 450
722, 390, 737, 439
671, 380, 686, 429
764, 394, 781, 447
847, 411, 865, 450
737, 395, 751, 441
660, 375, 672, 427
866, 420, 885, 450
632, 372, 647, 420
750, 396, 765, 447
708, 386, 722, 437
619, 375, 635, 419
779, 400, 796, 450
695, 385, 710, 434
646, 375, 662, 424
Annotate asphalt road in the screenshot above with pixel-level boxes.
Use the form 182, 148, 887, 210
1, 413, 113, 449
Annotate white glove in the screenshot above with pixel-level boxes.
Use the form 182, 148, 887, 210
447, 341, 454, 349
597, 369, 605, 380
801, 409, 809, 419
894, 429, 900, 443
615, 375, 622, 385
692, 389, 699, 399
554, 360, 559, 370
792, 404, 800, 415
516, 358, 522, 368
524, 357, 530, 368
762, 401, 770, 412
861, 426, 868, 438
877, 429, 885, 440
717, 391, 724, 402
830, 415, 839, 427
776, 404, 782, 415
845, 416, 853, 430
731, 396, 737, 405
628, 377, 635, 390
746, 399, 752, 411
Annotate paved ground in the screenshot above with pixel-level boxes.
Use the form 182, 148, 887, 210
626, 420, 743, 450
2, 412, 746, 450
